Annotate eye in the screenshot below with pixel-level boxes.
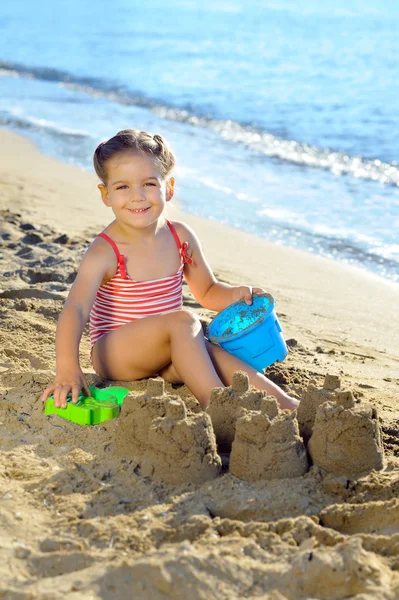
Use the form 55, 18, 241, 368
144, 182, 157, 187
116, 185, 128, 190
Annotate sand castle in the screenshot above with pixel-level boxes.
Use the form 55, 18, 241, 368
205, 371, 309, 481
229, 405, 309, 481
308, 400, 385, 476
114, 378, 221, 484
208, 371, 385, 481
296, 374, 385, 477
113, 371, 385, 483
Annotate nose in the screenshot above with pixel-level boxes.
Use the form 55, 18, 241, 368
130, 185, 145, 202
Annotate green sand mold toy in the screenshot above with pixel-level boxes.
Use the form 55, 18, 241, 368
44, 385, 130, 426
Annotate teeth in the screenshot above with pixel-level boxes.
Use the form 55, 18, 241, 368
131, 208, 148, 213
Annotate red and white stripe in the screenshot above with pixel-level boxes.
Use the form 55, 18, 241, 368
89, 221, 190, 352
89, 268, 183, 348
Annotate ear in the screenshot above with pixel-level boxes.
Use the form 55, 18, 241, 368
98, 183, 111, 207
165, 177, 175, 202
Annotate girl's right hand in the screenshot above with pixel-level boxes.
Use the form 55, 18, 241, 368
41, 367, 91, 408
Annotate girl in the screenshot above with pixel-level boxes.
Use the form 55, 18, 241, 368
41, 129, 298, 411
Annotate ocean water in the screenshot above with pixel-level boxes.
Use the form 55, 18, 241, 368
1, 0, 398, 282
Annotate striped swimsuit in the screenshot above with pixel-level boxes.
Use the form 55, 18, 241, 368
89, 220, 193, 356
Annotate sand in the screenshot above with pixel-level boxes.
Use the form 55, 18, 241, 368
0, 129, 398, 599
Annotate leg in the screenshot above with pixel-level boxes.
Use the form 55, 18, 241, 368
205, 341, 299, 410
92, 310, 222, 409
157, 342, 298, 410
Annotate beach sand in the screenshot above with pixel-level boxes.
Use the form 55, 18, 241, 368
0, 128, 398, 599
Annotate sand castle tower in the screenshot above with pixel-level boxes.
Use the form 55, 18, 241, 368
297, 374, 343, 443
114, 378, 221, 484
308, 399, 385, 477
229, 404, 308, 481
296, 374, 385, 477
207, 371, 279, 453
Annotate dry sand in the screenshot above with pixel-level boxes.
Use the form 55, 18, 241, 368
0, 129, 398, 599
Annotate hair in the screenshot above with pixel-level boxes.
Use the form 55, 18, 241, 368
93, 129, 176, 184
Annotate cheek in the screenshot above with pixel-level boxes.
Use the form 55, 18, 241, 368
148, 188, 164, 201
112, 191, 129, 203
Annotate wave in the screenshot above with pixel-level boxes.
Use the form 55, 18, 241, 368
255, 218, 399, 281
0, 110, 89, 140
1, 59, 399, 187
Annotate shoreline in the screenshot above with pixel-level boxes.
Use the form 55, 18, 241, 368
3, 128, 398, 288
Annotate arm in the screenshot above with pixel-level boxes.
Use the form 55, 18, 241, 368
175, 222, 265, 312
41, 239, 116, 406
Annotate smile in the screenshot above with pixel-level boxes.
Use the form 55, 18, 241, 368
128, 207, 150, 213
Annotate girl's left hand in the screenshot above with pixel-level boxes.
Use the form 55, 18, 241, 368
233, 285, 266, 305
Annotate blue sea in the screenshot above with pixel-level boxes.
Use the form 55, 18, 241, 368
1, 0, 398, 282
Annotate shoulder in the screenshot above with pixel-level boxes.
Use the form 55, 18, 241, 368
79, 234, 118, 278
169, 220, 201, 248
86, 234, 116, 258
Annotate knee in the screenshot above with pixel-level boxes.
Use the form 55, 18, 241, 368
169, 310, 202, 332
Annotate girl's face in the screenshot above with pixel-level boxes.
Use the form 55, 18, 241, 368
98, 152, 174, 230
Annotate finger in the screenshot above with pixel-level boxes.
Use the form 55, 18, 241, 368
252, 287, 265, 295
54, 385, 68, 408
53, 384, 63, 407
59, 385, 71, 409
244, 286, 253, 305
71, 385, 81, 404
41, 385, 55, 403
81, 380, 91, 398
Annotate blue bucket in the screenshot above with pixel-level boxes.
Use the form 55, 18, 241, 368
206, 293, 288, 372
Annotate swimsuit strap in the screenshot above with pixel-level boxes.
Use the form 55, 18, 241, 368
97, 232, 127, 279
97, 221, 192, 279
166, 220, 182, 250
98, 232, 121, 257
166, 220, 193, 265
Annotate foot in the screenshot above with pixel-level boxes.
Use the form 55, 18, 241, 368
278, 392, 300, 411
